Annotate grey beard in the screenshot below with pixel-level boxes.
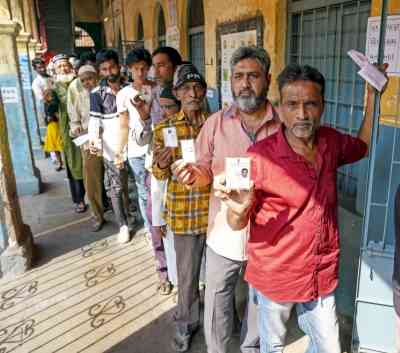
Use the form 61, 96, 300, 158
234, 94, 266, 113
56, 73, 75, 83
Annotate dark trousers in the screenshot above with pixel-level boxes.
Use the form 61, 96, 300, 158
174, 233, 206, 335
65, 161, 85, 204
104, 159, 129, 227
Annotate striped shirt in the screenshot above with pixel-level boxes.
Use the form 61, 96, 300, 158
152, 110, 210, 235
89, 79, 128, 161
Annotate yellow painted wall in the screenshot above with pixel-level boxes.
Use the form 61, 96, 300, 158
370, 0, 400, 126
73, 0, 101, 23
123, 0, 171, 51
115, 0, 287, 101
200, 0, 287, 100
103, 0, 125, 47
108, 0, 400, 105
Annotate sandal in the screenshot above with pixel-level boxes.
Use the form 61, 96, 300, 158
157, 281, 172, 295
75, 203, 87, 214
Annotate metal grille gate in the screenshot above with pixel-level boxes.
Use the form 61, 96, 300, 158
288, 0, 371, 212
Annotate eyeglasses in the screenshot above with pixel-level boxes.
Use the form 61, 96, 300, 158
160, 104, 178, 110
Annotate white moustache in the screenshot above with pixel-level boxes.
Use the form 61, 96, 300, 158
56, 73, 76, 83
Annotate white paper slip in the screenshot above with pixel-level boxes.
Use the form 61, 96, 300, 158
88, 118, 101, 140
348, 49, 369, 68
163, 127, 179, 147
180, 139, 196, 163
347, 49, 388, 92
73, 133, 90, 147
358, 63, 388, 92
225, 157, 251, 190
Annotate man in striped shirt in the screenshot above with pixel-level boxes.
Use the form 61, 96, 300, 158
89, 49, 131, 243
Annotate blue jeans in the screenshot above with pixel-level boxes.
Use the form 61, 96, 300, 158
254, 288, 340, 353
128, 156, 150, 231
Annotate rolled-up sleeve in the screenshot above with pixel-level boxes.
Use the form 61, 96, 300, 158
337, 131, 368, 166
152, 124, 172, 180
89, 90, 103, 140
194, 117, 216, 186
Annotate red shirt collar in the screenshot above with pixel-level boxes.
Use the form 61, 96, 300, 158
275, 125, 328, 160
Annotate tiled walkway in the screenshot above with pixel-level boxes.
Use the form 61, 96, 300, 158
0, 159, 311, 353
0, 233, 177, 353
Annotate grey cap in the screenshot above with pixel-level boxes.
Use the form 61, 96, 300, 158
173, 63, 206, 89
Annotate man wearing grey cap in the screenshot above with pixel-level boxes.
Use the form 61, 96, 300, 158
152, 63, 210, 352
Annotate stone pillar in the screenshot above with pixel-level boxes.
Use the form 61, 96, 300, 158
35, 41, 42, 54
17, 32, 44, 160
0, 96, 34, 278
0, 20, 42, 196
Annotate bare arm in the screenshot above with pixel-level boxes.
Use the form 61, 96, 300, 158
357, 86, 375, 152
227, 208, 251, 231
358, 64, 389, 152
118, 111, 130, 154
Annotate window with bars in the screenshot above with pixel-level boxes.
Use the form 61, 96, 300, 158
75, 26, 95, 48
188, 0, 205, 76
289, 0, 371, 208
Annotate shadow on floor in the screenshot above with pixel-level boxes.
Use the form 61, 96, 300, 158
33, 216, 144, 269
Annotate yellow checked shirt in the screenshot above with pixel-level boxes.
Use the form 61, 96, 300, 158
152, 110, 211, 236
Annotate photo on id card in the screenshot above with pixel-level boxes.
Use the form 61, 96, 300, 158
225, 157, 250, 190
162, 127, 178, 147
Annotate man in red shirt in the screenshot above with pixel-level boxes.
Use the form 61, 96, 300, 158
215, 63, 379, 352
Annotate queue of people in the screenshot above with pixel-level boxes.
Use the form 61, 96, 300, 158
31, 43, 398, 353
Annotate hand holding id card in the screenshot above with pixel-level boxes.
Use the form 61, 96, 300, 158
225, 157, 251, 190
162, 127, 179, 147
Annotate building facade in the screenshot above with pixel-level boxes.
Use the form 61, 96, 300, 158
0, 0, 399, 351
101, 1, 400, 351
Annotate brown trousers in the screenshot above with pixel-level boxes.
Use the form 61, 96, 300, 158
82, 149, 105, 223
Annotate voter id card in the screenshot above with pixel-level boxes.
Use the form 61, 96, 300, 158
180, 139, 196, 163
225, 157, 251, 190
162, 127, 178, 147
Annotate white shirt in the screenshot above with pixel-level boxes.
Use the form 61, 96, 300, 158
32, 75, 52, 101
116, 85, 150, 159
89, 85, 126, 162
151, 176, 167, 227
